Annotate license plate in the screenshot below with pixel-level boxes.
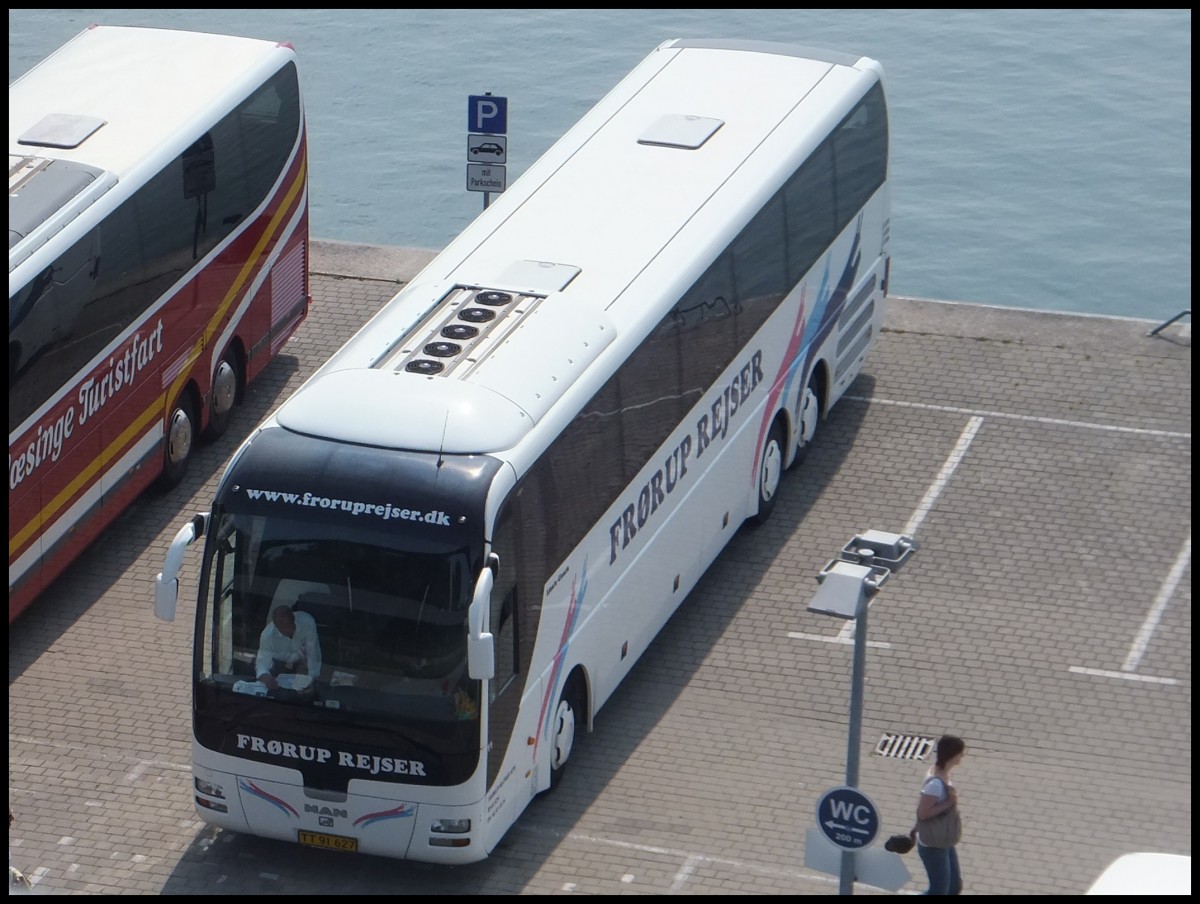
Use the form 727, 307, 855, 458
298, 829, 358, 852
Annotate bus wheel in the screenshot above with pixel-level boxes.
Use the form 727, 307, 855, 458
157, 392, 197, 491
790, 376, 822, 469
750, 420, 786, 525
203, 351, 240, 441
548, 676, 584, 791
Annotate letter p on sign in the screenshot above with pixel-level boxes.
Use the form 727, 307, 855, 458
468, 94, 508, 134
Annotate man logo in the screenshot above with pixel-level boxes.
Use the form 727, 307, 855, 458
306, 804, 348, 819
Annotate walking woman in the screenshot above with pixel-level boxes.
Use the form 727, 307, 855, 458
915, 734, 966, 895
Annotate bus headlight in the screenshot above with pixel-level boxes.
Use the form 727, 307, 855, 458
429, 817, 472, 847
194, 777, 225, 799
430, 817, 471, 834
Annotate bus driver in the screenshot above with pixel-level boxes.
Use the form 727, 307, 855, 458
256, 605, 322, 690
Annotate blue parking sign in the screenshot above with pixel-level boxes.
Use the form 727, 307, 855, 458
468, 95, 507, 135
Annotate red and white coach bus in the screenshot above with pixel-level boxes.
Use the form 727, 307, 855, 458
9, 24, 310, 621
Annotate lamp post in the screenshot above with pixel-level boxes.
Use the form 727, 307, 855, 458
808, 531, 916, 895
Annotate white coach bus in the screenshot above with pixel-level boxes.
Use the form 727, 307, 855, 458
156, 37, 891, 863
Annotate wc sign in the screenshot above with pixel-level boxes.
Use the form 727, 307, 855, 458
815, 785, 880, 851
468, 94, 507, 135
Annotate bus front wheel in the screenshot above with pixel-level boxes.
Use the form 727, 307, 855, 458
749, 420, 786, 526
548, 676, 584, 791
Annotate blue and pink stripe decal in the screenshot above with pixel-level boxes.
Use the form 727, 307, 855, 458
533, 559, 590, 760
353, 803, 415, 828
239, 779, 300, 818
750, 216, 863, 481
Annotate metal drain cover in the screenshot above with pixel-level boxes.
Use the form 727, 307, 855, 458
874, 733, 934, 760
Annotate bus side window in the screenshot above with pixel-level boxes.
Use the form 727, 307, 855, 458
182, 133, 216, 199
731, 192, 787, 344
9, 227, 102, 421
489, 503, 522, 702
182, 133, 216, 259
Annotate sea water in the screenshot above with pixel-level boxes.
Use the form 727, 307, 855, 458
8, 8, 1191, 322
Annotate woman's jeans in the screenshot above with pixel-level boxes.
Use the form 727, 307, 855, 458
918, 844, 962, 895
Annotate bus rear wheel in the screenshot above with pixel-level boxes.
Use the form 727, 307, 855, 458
202, 351, 241, 441
791, 376, 822, 468
548, 676, 584, 791
157, 392, 197, 491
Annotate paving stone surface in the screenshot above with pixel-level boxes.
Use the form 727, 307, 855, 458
8, 240, 1191, 895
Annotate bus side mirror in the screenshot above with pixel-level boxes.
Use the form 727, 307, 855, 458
467, 566, 495, 680
154, 514, 207, 622
154, 574, 179, 623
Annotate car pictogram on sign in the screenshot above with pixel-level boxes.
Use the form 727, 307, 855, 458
470, 141, 505, 157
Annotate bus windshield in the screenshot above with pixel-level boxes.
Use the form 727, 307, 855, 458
196, 510, 481, 728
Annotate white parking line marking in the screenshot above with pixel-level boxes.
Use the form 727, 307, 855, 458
9, 735, 191, 775
124, 758, 191, 783
846, 396, 1190, 439
515, 823, 841, 889
671, 854, 701, 890
839, 405, 1189, 686
1068, 666, 1179, 686
569, 831, 840, 888
903, 416, 984, 538
1122, 534, 1191, 673
787, 632, 892, 649
832, 416, 983, 644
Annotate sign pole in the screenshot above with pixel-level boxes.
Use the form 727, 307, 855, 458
839, 602, 868, 894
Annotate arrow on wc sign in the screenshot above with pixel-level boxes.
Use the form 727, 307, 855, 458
823, 820, 871, 835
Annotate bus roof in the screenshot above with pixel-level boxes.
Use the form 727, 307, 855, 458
9, 25, 296, 269
276, 38, 883, 455
10, 24, 296, 175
